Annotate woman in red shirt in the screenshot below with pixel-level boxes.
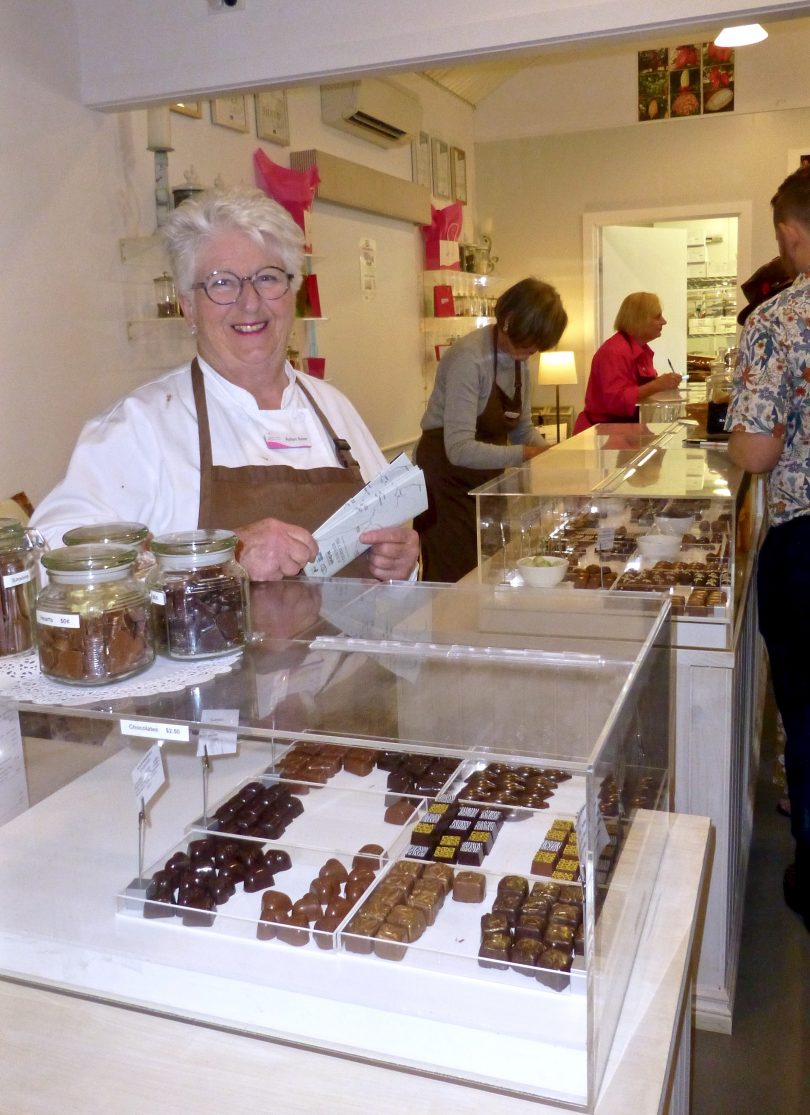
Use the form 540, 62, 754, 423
573, 292, 681, 433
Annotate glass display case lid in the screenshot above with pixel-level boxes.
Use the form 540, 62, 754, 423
473, 427, 743, 503
10, 579, 671, 773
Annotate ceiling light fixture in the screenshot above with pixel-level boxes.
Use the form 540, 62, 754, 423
714, 23, 768, 47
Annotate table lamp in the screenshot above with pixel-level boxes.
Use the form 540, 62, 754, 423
538, 351, 577, 443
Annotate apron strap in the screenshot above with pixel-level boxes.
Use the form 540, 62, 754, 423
492, 325, 522, 418
192, 357, 214, 475
294, 373, 359, 469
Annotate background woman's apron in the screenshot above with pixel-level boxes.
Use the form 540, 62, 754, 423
192, 359, 369, 578
414, 330, 522, 583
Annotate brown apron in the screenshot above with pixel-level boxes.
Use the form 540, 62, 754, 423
192, 359, 370, 578
414, 327, 522, 583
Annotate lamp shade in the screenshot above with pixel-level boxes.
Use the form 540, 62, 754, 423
714, 23, 767, 47
538, 351, 577, 386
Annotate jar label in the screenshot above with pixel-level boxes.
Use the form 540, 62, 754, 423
2, 568, 32, 589
36, 609, 81, 629
150, 589, 166, 605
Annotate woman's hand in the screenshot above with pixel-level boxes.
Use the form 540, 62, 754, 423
235, 518, 319, 581
655, 372, 683, 392
359, 525, 420, 581
522, 443, 549, 461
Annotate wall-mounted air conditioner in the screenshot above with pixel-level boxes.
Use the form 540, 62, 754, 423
320, 78, 422, 148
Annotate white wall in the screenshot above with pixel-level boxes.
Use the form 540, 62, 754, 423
0, 8, 474, 506
0, 4, 145, 505
476, 105, 810, 417
474, 14, 810, 140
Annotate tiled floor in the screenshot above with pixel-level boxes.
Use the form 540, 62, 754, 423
691, 693, 810, 1114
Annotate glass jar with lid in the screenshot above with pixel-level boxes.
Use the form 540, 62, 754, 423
706, 355, 733, 435
0, 518, 39, 659
63, 521, 155, 579
148, 529, 250, 659
36, 544, 154, 684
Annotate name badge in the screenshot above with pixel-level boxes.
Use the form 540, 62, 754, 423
264, 410, 312, 451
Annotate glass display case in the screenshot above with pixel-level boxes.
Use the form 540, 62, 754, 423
473, 422, 763, 651
0, 579, 672, 1111
470, 422, 766, 1030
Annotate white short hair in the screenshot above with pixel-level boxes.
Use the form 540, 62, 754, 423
162, 186, 305, 295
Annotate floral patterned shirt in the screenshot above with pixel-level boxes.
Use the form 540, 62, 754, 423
727, 269, 810, 525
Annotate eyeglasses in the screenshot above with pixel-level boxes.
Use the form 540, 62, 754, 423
191, 266, 293, 305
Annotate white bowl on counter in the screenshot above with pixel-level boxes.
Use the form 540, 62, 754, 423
636, 533, 682, 561
517, 554, 569, 587
654, 513, 696, 536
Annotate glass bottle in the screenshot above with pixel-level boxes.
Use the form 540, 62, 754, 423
36, 544, 154, 684
0, 518, 38, 658
706, 355, 733, 435
154, 272, 180, 318
63, 521, 155, 579
148, 529, 250, 659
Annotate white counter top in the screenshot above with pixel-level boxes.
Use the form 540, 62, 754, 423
0, 810, 709, 1113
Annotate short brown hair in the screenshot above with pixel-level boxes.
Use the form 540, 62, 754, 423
771, 166, 810, 228
614, 292, 662, 336
495, 277, 568, 351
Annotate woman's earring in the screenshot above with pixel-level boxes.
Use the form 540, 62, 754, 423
189, 324, 197, 336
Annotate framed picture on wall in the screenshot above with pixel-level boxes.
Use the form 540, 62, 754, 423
255, 91, 290, 145
431, 137, 451, 199
450, 146, 467, 203
210, 95, 250, 133
171, 101, 202, 119
411, 131, 432, 189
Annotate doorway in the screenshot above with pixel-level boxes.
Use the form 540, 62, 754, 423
582, 200, 753, 373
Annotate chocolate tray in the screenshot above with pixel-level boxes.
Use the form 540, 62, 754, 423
118, 811, 587, 994
117, 753, 588, 994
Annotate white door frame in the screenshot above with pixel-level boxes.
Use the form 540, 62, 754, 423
582, 200, 753, 363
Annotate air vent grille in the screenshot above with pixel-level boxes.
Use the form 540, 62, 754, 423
347, 111, 407, 141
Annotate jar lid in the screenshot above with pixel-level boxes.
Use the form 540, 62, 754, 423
62, 521, 150, 547
42, 543, 138, 582
0, 518, 25, 546
151, 529, 237, 560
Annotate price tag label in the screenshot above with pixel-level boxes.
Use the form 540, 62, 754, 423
120, 718, 190, 742
36, 609, 80, 629
131, 743, 166, 806
198, 709, 239, 756
2, 568, 32, 589
596, 526, 615, 553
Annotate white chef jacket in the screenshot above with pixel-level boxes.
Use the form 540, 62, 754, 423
31, 358, 388, 549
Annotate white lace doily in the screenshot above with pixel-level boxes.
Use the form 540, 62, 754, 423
0, 650, 242, 707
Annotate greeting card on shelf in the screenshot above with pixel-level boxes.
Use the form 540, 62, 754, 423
296, 274, 322, 318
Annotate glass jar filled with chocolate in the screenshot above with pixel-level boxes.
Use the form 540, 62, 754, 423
62, 521, 156, 579
36, 544, 154, 684
0, 518, 39, 659
148, 530, 250, 659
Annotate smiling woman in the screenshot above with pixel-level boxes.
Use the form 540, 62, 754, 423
30, 187, 420, 584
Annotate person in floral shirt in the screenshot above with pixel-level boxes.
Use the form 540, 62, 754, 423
728, 165, 810, 932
